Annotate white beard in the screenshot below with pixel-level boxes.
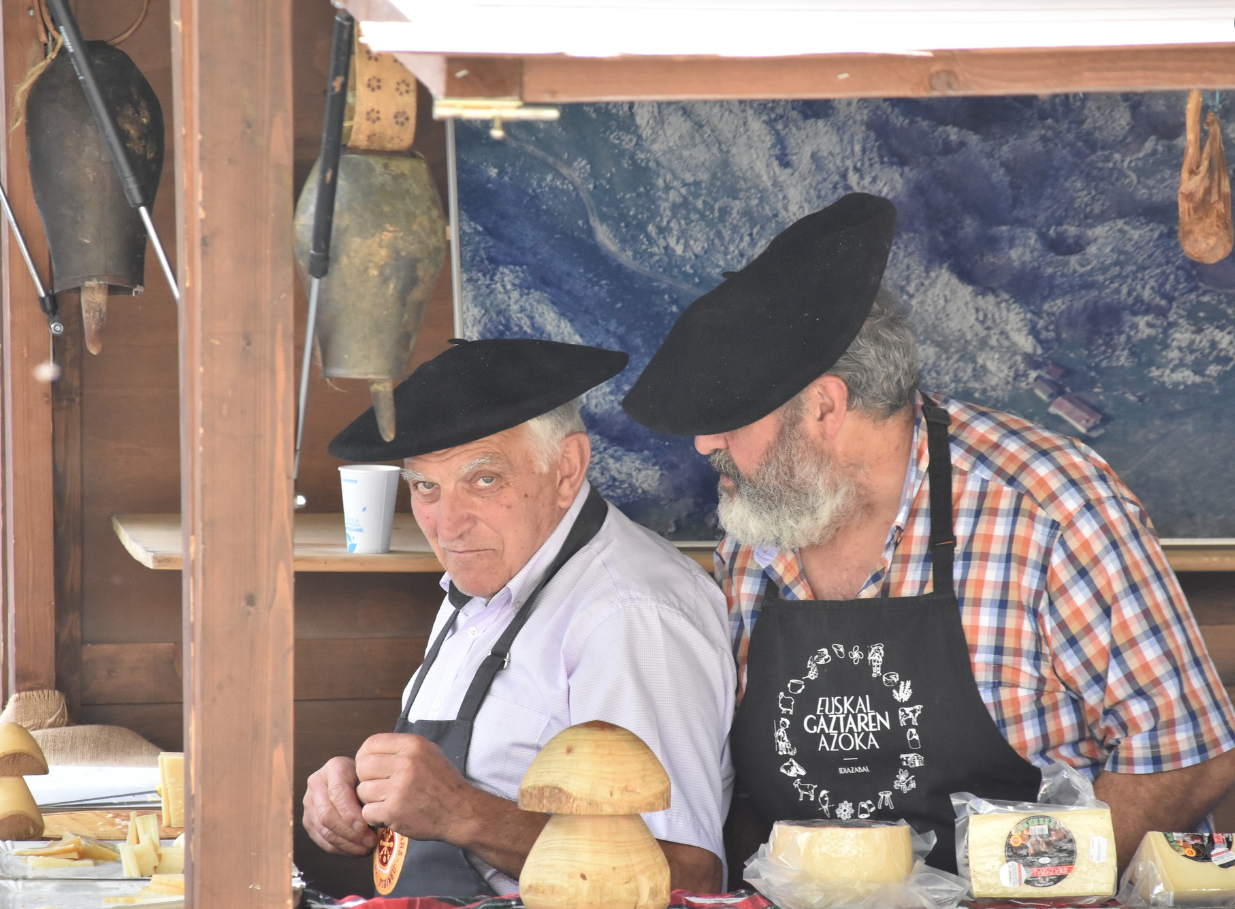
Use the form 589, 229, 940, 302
711, 416, 859, 551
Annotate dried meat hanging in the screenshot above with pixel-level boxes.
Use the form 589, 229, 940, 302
1179, 89, 1233, 264
292, 31, 446, 444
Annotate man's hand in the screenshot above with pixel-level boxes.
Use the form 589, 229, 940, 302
355, 733, 476, 843
303, 756, 378, 856
1095, 748, 1235, 871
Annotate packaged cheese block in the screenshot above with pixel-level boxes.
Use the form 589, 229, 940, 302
0, 722, 48, 776
0, 775, 43, 840
769, 819, 914, 886
158, 752, 185, 828
967, 808, 1116, 898
1125, 832, 1235, 905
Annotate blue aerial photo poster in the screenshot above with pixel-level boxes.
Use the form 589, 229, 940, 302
457, 94, 1235, 541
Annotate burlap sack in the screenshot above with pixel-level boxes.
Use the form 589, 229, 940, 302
0, 689, 68, 730
32, 725, 160, 767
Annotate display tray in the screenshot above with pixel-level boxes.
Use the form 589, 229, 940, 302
0, 877, 181, 909
0, 839, 179, 880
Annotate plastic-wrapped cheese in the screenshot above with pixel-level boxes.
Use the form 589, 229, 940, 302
1124, 832, 1235, 905
769, 820, 914, 886
967, 808, 1116, 898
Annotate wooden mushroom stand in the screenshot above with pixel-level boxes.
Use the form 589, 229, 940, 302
0, 722, 48, 840
518, 721, 671, 909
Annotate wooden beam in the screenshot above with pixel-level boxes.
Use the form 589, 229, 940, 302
386, 44, 1235, 103
170, 1, 295, 906
1, 8, 58, 697
80, 637, 428, 704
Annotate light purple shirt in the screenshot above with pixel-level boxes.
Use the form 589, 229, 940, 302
402, 481, 736, 893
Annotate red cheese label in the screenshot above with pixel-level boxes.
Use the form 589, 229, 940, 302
1002, 815, 1077, 888
373, 826, 408, 895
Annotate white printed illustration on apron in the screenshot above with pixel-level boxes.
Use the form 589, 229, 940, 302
774, 641, 924, 822
775, 718, 796, 755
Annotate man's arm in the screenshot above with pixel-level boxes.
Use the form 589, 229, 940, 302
356, 732, 723, 890
1094, 749, 1235, 872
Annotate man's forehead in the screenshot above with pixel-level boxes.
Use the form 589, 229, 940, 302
403, 425, 531, 472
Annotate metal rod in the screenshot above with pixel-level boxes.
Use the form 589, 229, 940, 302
139, 206, 178, 304
45, 0, 180, 303
293, 9, 355, 507
446, 117, 464, 337
0, 180, 64, 336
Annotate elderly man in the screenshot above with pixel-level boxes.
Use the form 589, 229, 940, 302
621, 193, 1235, 877
304, 338, 735, 898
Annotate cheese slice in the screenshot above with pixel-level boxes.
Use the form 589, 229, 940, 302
0, 722, 48, 776
1125, 832, 1235, 904
966, 808, 1116, 898
158, 753, 185, 828
769, 820, 914, 886
0, 775, 43, 840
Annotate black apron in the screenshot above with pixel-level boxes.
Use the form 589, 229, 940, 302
730, 396, 1041, 873
373, 488, 609, 898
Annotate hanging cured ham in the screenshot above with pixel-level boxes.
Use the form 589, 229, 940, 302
1179, 89, 1233, 264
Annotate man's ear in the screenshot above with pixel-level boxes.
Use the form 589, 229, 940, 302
555, 432, 591, 507
798, 374, 851, 442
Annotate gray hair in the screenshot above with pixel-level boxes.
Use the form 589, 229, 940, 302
823, 285, 919, 419
523, 397, 587, 472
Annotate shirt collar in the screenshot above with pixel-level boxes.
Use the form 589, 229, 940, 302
438, 480, 592, 614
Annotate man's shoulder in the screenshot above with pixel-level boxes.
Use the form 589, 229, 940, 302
588, 500, 719, 589
932, 393, 1139, 519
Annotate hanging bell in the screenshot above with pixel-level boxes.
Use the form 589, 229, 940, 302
25, 41, 164, 354
293, 149, 447, 441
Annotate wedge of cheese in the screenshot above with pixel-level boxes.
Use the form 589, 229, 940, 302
769, 820, 914, 886
1125, 832, 1235, 905
0, 775, 43, 840
0, 722, 48, 776
967, 808, 1116, 898
158, 753, 185, 828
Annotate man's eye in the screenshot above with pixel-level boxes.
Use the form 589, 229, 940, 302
414, 481, 437, 493
476, 475, 496, 487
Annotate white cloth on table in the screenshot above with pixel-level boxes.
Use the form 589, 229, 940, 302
402, 480, 736, 895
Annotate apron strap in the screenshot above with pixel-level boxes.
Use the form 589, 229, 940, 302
920, 393, 957, 598
400, 602, 465, 720
455, 486, 608, 721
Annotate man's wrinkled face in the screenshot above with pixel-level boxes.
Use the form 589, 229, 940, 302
403, 425, 563, 600
700, 400, 858, 551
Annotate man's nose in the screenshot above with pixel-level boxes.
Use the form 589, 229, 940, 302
434, 494, 475, 540
694, 433, 727, 456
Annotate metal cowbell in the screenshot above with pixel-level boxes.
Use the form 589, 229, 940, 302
293, 150, 447, 441
25, 41, 164, 354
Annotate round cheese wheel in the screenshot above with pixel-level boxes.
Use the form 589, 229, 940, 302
769, 820, 913, 884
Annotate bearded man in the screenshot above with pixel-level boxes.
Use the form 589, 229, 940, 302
621, 192, 1235, 880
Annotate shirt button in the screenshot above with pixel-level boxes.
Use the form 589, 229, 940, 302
432, 699, 443, 711
468, 627, 479, 637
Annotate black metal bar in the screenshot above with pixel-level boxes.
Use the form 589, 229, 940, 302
0, 180, 64, 337
308, 10, 354, 280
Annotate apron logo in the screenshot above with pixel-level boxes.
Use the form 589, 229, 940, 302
772, 640, 922, 818
373, 826, 408, 896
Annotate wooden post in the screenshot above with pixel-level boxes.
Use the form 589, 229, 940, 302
170, 2, 296, 906
0, 7, 58, 699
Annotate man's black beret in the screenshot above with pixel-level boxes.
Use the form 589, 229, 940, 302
328, 338, 628, 461
621, 192, 897, 436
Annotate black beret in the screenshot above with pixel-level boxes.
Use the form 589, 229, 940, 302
622, 193, 897, 436
328, 338, 628, 461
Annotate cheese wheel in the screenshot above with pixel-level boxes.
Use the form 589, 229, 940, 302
0, 775, 44, 840
1126, 832, 1235, 905
966, 808, 1116, 898
0, 722, 48, 776
769, 820, 914, 886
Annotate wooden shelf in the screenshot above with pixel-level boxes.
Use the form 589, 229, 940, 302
113, 513, 717, 573
116, 514, 1225, 573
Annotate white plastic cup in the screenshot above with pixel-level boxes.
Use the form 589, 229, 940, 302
339, 465, 401, 554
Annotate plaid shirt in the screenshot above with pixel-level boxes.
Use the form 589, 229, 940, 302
719, 393, 1235, 778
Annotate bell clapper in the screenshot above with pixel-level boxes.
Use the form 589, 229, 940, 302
81, 279, 108, 355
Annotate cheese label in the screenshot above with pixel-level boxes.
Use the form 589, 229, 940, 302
1164, 833, 1235, 868
1002, 815, 1077, 888
373, 826, 407, 895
